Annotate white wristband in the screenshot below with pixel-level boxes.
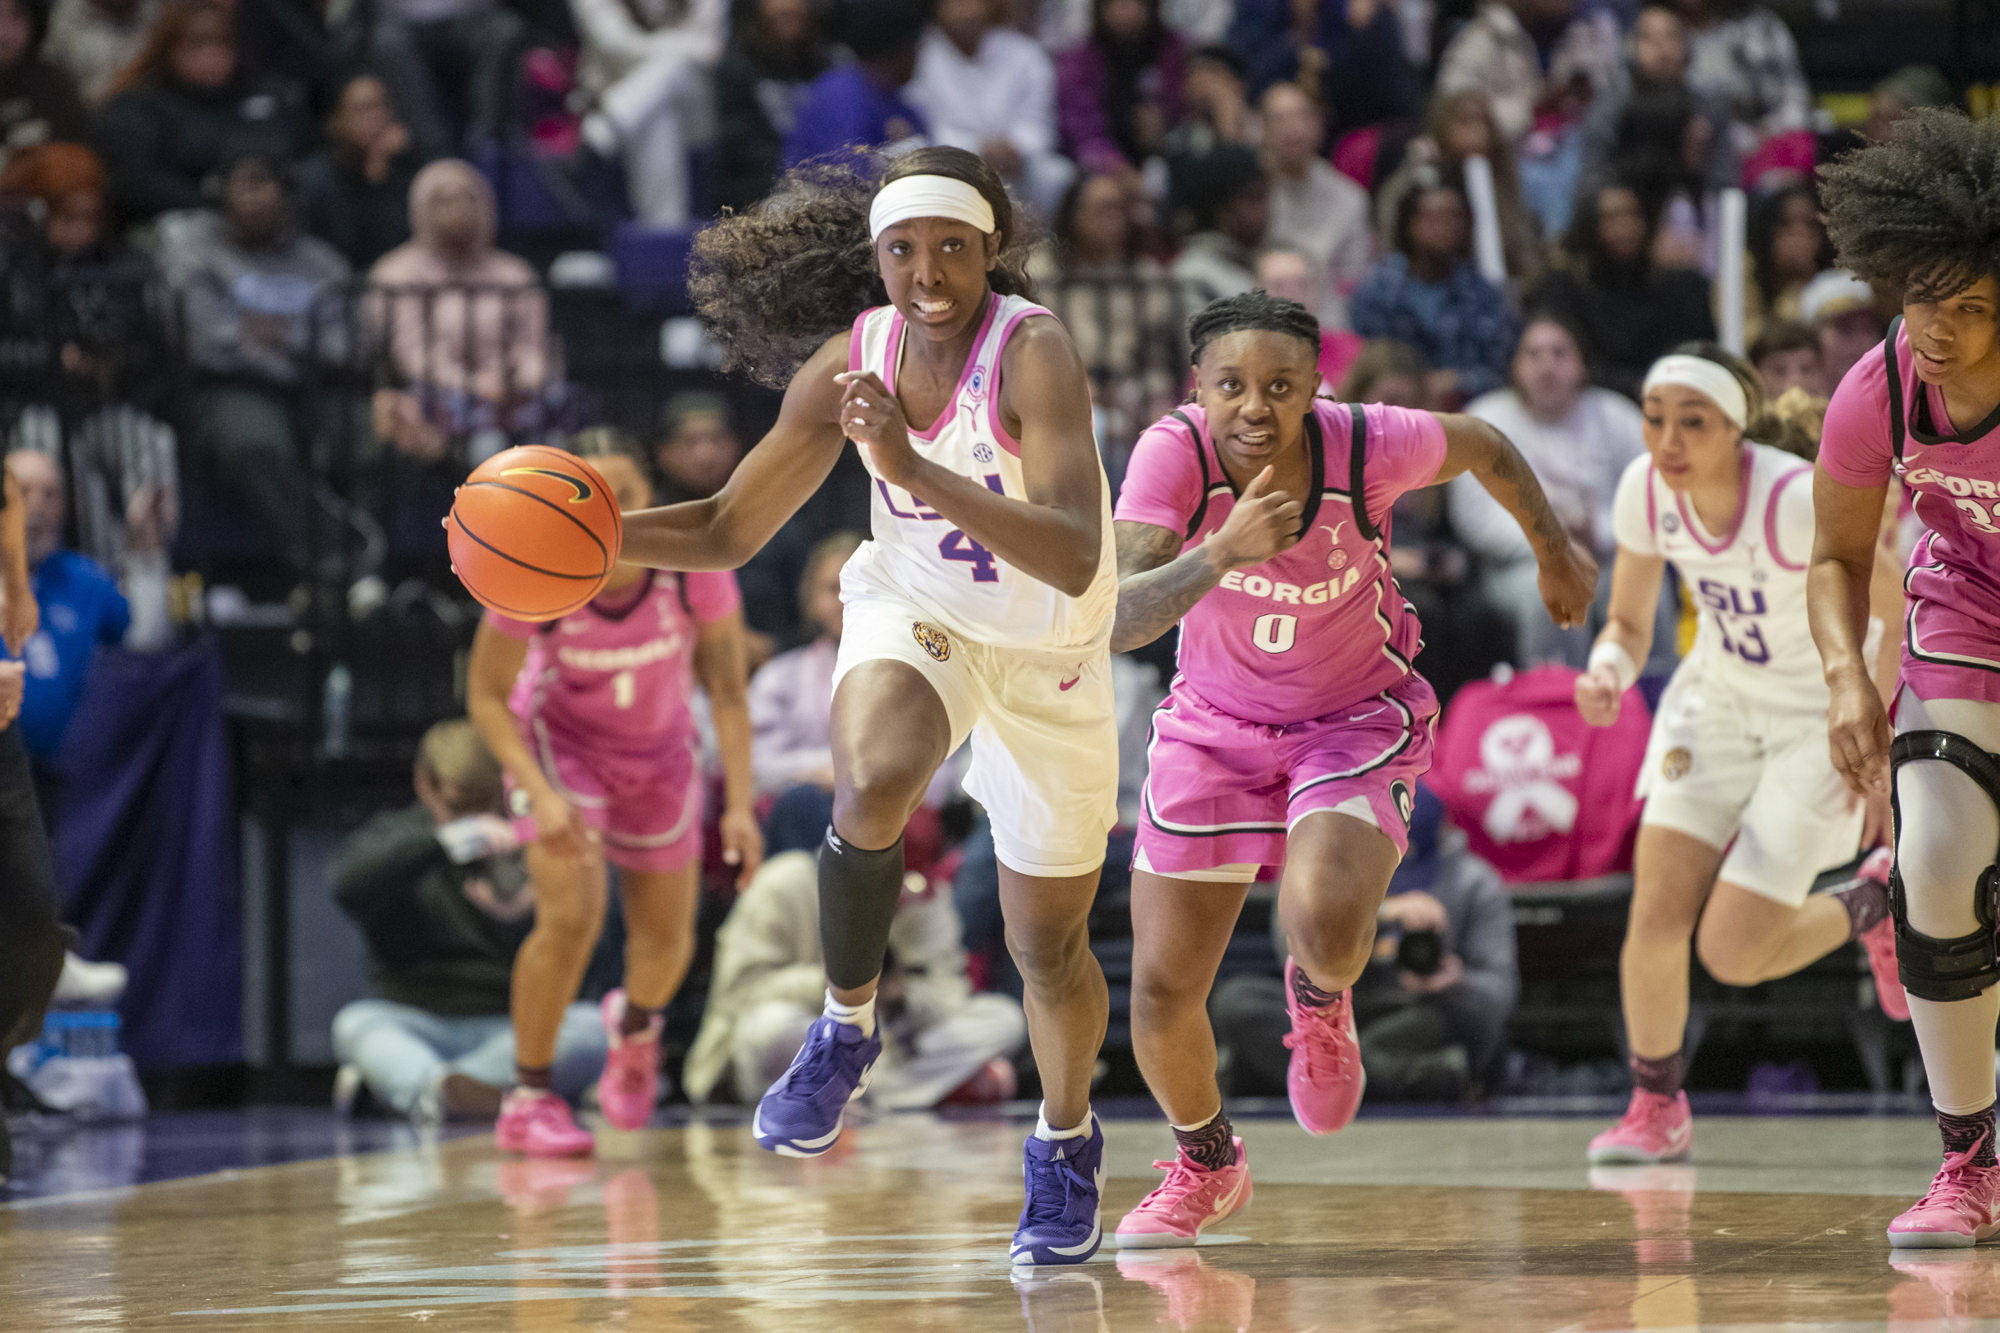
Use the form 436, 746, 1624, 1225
1587, 642, 1639, 693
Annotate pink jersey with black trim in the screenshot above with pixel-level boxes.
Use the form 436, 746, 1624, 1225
1609, 442, 1819, 709
1114, 399, 1447, 725
487, 569, 740, 754
1823, 320, 2000, 695
843, 293, 1117, 652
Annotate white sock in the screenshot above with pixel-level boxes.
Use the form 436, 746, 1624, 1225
581, 111, 619, 157
1034, 1102, 1091, 1141
1170, 1108, 1220, 1134
824, 989, 876, 1037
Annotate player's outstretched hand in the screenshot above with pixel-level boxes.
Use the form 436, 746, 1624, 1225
1536, 541, 1598, 630
1209, 466, 1303, 570
530, 787, 592, 861
834, 371, 917, 486
1827, 672, 1892, 799
719, 806, 764, 890
1574, 663, 1623, 727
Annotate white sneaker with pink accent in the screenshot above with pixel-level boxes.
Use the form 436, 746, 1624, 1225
1889, 1145, 2000, 1248
1114, 1138, 1252, 1249
1587, 1090, 1694, 1164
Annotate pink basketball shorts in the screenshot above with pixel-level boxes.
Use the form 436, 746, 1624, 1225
1133, 673, 1438, 881
507, 718, 703, 874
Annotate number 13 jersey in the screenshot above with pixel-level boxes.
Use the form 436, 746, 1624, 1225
842, 294, 1117, 653
1611, 442, 1822, 711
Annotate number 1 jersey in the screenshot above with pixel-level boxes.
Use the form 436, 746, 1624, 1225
842, 295, 1117, 653
1611, 442, 1821, 711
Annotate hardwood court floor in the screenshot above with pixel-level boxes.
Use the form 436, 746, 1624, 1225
5, 1109, 1996, 1331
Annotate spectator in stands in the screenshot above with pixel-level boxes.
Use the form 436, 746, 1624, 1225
368, 159, 550, 462
1433, 0, 1621, 146
1797, 267, 1884, 387
296, 75, 417, 272
42, 0, 150, 106
750, 531, 860, 852
571, 0, 725, 228
1260, 81, 1370, 328
908, 0, 1069, 218
1037, 0, 1224, 54
1671, 0, 1808, 164
1524, 176, 1715, 399
683, 850, 1024, 1108
161, 152, 352, 576
1450, 313, 1644, 666
1157, 42, 1251, 164
231, 0, 433, 159
713, 0, 828, 213
1741, 181, 1832, 347
1212, 785, 1519, 1102
1350, 181, 1515, 406
0, 0, 87, 170
1582, 6, 1737, 207
1031, 169, 1181, 481
93, 0, 312, 223
1255, 245, 1362, 389
1169, 142, 1265, 312
1749, 318, 1825, 399
651, 391, 740, 506
371, 0, 525, 154
1054, 0, 1187, 178
331, 720, 609, 1123
1225, 0, 1417, 132
1858, 65, 1952, 149
781, 0, 925, 167
1374, 89, 1544, 290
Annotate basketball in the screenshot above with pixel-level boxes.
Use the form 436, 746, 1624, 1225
447, 445, 624, 621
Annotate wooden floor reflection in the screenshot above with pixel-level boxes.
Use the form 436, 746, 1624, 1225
6, 1114, 2000, 1331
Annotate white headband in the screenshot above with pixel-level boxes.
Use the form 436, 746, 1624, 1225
1643, 354, 1748, 429
868, 175, 996, 242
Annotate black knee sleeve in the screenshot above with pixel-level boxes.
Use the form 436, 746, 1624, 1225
817, 828, 905, 991
1890, 730, 2000, 1003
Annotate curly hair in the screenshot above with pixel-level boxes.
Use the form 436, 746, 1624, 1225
1664, 340, 1817, 460
689, 146, 1036, 388
1821, 107, 2000, 308
1188, 290, 1321, 366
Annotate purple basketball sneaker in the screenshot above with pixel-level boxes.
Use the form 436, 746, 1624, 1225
751, 1016, 881, 1158
1011, 1114, 1105, 1267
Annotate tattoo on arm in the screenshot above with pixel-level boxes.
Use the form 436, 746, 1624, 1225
1113, 522, 1220, 653
1485, 435, 1568, 553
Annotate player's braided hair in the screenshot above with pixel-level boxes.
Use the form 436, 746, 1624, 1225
689, 146, 1036, 388
1187, 291, 1322, 366
1666, 341, 1817, 461
1821, 107, 2000, 308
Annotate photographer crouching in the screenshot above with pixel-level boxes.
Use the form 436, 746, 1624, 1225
1212, 784, 1519, 1102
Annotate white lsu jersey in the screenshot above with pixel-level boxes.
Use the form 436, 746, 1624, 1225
841, 293, 1117, 653
1611, 441, 1823, 711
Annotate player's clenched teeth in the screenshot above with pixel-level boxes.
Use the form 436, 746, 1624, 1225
914, 298, 955, 316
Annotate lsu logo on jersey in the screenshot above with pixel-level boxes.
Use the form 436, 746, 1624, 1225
912, 621, 951, 662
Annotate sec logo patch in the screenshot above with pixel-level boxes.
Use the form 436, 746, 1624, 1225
1662, 747, 1692, 781
912, 621, 951, 662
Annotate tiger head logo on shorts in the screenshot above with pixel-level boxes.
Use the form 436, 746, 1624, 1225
912, 621, 951, 662
1662, 747, 1692, 781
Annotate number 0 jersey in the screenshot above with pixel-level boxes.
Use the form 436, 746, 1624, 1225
843, 294, 1117, 653
1611, 442, 1821, 712
1114, 399, 1448, 726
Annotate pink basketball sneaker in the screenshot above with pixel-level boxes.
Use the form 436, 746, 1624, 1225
1889, 1146, 2000, 1248
496, 1088, 595, 1157
1114, 1139, 1253, 1248
1282, 958, 1365, 1134
1854, 849, 1910, 1022
598, 989, 663, 1131
1587, 1090, 1694, 1164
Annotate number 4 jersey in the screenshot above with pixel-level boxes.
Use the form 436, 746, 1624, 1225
1115, 399, 1447, 726
843, 294, 1117, 653
1611, 442, 1822, 710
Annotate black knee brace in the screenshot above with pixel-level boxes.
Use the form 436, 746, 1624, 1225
1889, 730, 2000, 1002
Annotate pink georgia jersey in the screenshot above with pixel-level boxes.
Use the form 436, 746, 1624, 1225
488, 569, 740, 752
1115, 399, 1448, 725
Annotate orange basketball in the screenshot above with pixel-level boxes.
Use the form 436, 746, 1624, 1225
448, 445, 624, 621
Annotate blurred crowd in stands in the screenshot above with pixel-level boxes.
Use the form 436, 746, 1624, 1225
0, 0, 1967, 1114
